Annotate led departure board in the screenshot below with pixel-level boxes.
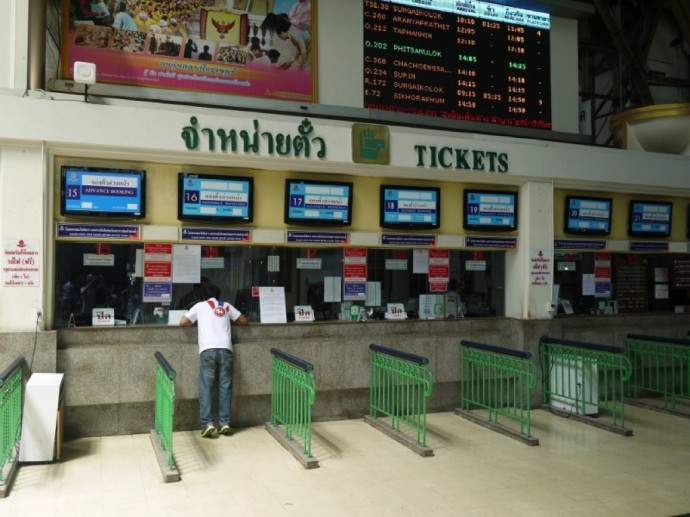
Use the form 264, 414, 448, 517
363, 0, 551, 129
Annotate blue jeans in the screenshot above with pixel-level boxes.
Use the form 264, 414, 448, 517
198, 348, 233, 428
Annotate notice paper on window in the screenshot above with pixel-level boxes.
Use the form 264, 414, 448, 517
259, 286, 287, 323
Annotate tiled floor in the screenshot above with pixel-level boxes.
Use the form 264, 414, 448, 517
3, 405, 690, 516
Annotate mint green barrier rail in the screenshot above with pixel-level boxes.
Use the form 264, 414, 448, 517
270, 348, 316, 458
540, 336, 632, 430
0, 357, 24, 483
369, 344, 434, 447
627, 334, 690, 410
154, 352, 176, 471
460, 340, 538, 438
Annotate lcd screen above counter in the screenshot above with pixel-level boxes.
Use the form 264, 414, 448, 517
285, 179, 353, 226
178, 173, 253, 224
464, 190, 517, 231
565, 195, 612, 236
628, 200, 672, 237
380, 185, 440, 229
61, 166, 146, 219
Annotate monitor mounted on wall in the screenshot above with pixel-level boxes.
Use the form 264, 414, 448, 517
463, 189, 517, 232
564, 195, 612, 236
60, 165, 146, 219
284, 178, 353, 227
628, 200, 672, 238
380, 184, 440, 230
178, 173, 253, 224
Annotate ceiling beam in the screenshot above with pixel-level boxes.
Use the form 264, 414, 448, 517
591, 0, 655, 106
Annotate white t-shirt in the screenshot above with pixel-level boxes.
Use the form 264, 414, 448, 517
184, 298, 242, 353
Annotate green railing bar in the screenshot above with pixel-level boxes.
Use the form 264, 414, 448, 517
460, 341, 537, 437
0, 357, 24, 483
626, 334, 690, 410
154, 351, 176, 471
540, 336, 631, 429
270, 349, 316, 457
369, 345, 434, 447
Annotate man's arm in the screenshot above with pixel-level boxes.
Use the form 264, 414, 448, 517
179, 315, 194, 327
234, 314, 249, 326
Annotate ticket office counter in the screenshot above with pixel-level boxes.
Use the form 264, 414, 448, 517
554, 251, 690, 315
54, 241, 506, 328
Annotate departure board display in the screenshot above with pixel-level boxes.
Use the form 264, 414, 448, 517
363, 0, 551, 128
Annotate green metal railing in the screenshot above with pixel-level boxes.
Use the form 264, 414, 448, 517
154, 351, 176, 471
369, 344, 434, 447
540, 336, 632, 429
270, 348, 316, 457
0, 357, 24, 483
460, 340, 537, 437
627, 334, 690, 409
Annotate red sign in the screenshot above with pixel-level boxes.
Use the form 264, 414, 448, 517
344, 263, 367, 281
145, 243, 172, 254
429, 281, 448, 293
144, 261, 172, 280
428, 264, 450, 282
344, 247, 368, 259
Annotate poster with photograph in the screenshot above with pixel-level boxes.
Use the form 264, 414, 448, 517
62, 0, 314, 103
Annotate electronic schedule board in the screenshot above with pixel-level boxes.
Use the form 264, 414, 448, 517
363, 0, 551, 128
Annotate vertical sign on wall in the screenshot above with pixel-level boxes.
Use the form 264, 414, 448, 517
428, 249, 450, 292
143, 243, 172, 304
3, 239, 40, 286
343, 247, 367, 301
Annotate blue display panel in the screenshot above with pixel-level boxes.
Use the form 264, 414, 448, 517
60, 166, 145, 219
628, 200, 672, 237
178, 173, 253, 224
285, 179, 353, 226
380, 185, 440, 229
565, 195, 612, 236
464, 189, 517, 231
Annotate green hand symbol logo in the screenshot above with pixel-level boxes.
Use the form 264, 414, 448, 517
359, 128, 385, 159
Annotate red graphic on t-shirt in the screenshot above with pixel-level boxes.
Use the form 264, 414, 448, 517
214, 306, 227, 317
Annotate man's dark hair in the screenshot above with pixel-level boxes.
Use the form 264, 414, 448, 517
205, 284, 221, 300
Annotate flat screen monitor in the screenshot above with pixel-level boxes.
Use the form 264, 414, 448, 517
178, 173, 253, 224
463, 189, 517, 232
564, 195, 612, 236
60, 165, 146, 219
628, 200, 672, 238
380, 185, 440, 229
284, 179, 353, 226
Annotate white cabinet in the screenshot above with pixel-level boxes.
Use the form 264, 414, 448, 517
19, 373, 64, 462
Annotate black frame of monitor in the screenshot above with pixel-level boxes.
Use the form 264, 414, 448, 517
563, 194, 612, 236
284, 178, 354, 227
463, 189, 518, 232
379, 184, 441, 230
177, 172, 254, 224
628, 199, 673, 238
60, 165, 146, 219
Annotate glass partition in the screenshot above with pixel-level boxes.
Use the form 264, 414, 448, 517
54, 242, 506, 327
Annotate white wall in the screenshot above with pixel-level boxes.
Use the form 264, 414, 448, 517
550, 16, 579, 133
0, 144, 46, 330
0, 1, 28, 91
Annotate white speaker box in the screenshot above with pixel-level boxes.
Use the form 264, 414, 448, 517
73, 61, 97, 85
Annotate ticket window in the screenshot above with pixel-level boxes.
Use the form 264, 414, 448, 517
53, 242, 507, 327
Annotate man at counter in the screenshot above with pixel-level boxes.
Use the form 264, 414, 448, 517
180, 284, 248, 437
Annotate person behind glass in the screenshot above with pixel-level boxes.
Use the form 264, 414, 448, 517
175, 275, 210, 310
179, 284, 248, 437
